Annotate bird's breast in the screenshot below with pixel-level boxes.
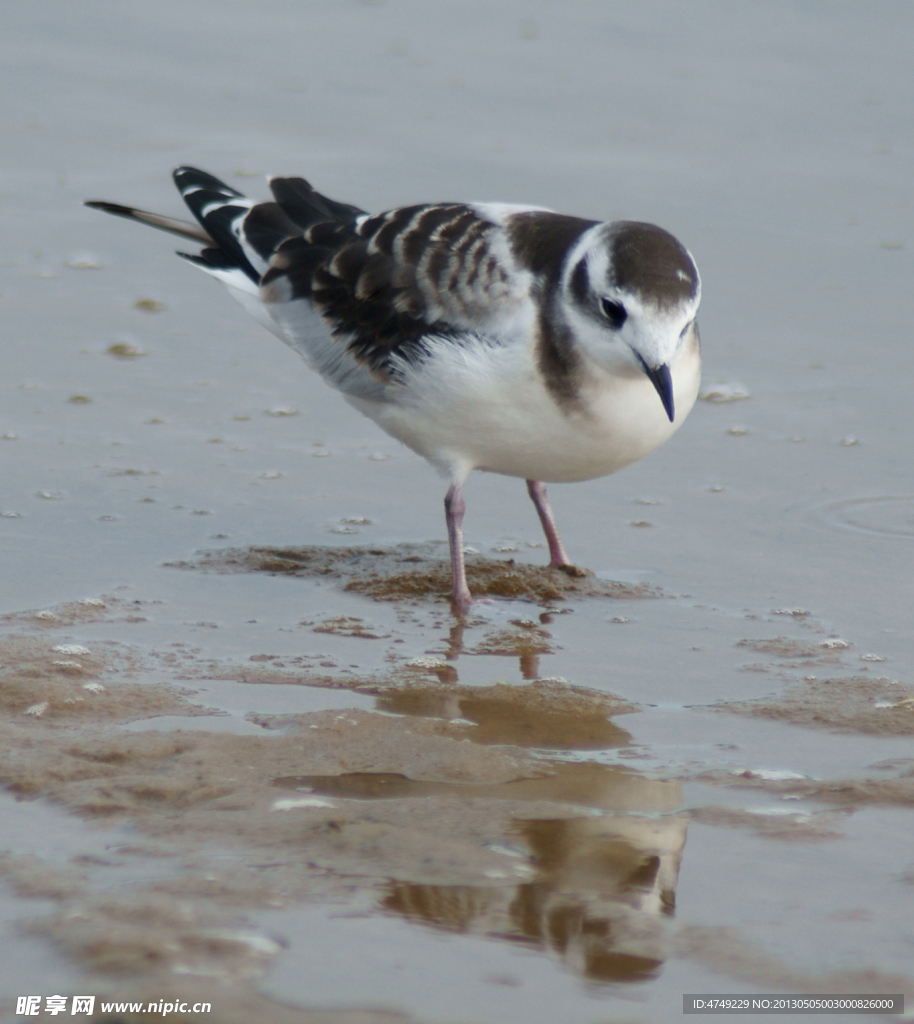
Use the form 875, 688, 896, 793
347, 330, 701, 483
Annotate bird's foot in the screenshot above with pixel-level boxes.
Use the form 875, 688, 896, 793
553, 562, 588, 578
450, 585, 474, 617
450, 589, 498, 617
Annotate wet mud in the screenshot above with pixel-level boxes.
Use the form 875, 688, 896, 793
0, 595, 687, 1018
0, 634, 195, 727
171, 544, 656, 607
712, 672, 914, 737
2, 590, 913, 1020
697, 762, 914, 810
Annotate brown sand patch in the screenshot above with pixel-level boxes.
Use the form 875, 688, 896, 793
0, 658, 675, 988
169, 544, 657, 605
0, 601, 671, 1005
0, 635, 194, 726
467, 620, 556, 656
0, 853, 86, 900
737, 637, 828, 658
371, 676, 637, 749
0, 596, 137, 628
1, 707, 590, 887
147, 650, 345, 688
736, 636, 852, 668
709, 674, 914, 736
697, 765, 914, 809
310, 616, 391, 639
0, 708, 535, 819
689, 805, 852, 841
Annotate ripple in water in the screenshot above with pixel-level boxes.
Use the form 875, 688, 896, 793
820, 496, 914, 538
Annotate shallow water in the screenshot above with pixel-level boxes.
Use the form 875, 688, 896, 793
2, 1, 913, 1022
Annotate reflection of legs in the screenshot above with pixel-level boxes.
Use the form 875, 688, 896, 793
526, 480, 571, 568
519, 654, 540, 679
444, 481, 472, 613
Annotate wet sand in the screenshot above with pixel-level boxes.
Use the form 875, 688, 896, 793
2, 1, 914, 1022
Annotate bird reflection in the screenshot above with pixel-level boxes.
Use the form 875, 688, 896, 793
272, 626, 686, 984
382, 810, 688, 984
276, 760, 688, 984
375, 685, 633, 750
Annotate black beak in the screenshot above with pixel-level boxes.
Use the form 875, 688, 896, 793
637, 357, 675, 422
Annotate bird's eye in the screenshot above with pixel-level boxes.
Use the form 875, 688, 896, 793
600, 299, 627, 329
679, 319, 694, 339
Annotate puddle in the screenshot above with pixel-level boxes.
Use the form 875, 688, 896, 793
2, 599, 913, 1017
380, 809, 688, 983
273, 763, 688, 983
1, 581, 914, 1018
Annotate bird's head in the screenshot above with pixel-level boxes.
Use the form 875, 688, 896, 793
560, 221, 700, 422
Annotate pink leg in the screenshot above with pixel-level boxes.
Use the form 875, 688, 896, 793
445, 481, 472, 613
526, 479, 571, 568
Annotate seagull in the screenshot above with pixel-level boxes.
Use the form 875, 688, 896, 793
86, 167, 701, 613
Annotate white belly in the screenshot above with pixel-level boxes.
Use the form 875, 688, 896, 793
346, 334, 701, 484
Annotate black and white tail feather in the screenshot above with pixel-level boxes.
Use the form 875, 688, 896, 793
86, 166, 701, 613
89, 168, 377, 389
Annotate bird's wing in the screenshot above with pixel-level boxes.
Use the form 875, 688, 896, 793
87, 168, 578, 402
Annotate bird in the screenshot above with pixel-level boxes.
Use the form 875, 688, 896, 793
86, 167, 701, 614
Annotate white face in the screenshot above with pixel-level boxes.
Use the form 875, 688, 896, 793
561, 223, 701, 376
